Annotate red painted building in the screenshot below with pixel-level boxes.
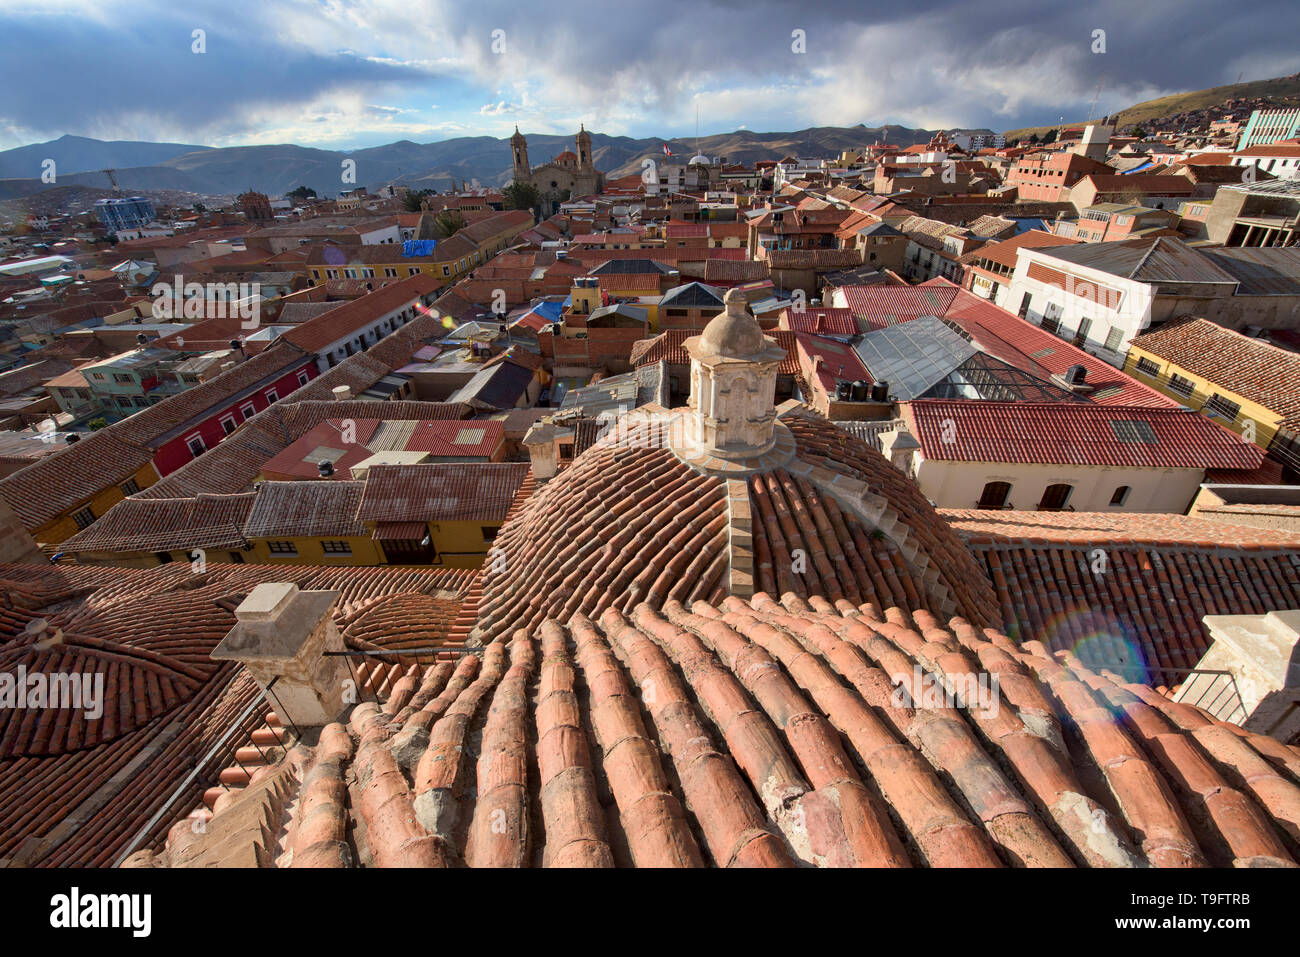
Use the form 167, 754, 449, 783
133, 347, 320, 477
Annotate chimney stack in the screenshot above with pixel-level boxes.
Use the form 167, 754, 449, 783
332, 385, 352, 402
211, 583, 351, 728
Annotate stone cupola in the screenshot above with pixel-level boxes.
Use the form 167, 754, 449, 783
682, 288, 787, 460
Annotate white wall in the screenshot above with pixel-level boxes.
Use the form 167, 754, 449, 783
1007, 248, 1155, 364
360, 224, 403, 245
914, 457, 1205, 513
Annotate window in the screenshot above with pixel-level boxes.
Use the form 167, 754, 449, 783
90, 372, 106, 381
267, 541, 298, 555
120, 478, 140, 496
1041, 314, 1061, 336
326, 269, 338, 279
72, 506, 95, 530
442, 265, 451, 276
1104, 326, 1124, 352
297, 370, 310, 387
264, 389, 278, 403
408, 267, 420, 277
186, 434, 206, 457
384, 267, 398, 278
1038, 484, 1074, 511
1135, 356, 1161, 377
1168, 373, 1195, 397
1204, 393, 1241, 422
482, 526, 499, 542
114, 373, 133, 384
320, 540, 352, 555
1110, 485, 1132, 506
977, 481, 1012, 509
240, 402, 256, 419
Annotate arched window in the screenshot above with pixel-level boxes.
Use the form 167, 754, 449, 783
977, 481, 1012, 509
1109, 485, 1132, 506
1039, 484, 1074, 511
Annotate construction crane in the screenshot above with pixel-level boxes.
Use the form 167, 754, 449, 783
102, 168, 121, 193
1088, 77, 1105, 122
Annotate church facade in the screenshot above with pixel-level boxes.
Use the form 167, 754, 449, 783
511, 126, 605, 215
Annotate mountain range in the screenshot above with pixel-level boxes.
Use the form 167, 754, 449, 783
0, 126, 962, 202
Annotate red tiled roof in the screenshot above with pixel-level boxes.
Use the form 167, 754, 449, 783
356, 462, 530, 522
937, 282, 1175, 408
908, 400, 1265, 469
779, 306, 859, 336
837, 284, 960, 329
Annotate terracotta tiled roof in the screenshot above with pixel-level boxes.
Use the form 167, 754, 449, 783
766, 249, 862, 270
908, 400, 1264, 469
63, 492, 256, 553
131, 589, 1300, 868
779, 306, 859, 336
957, 229, 1078, 268
0, 561, 476, 866
1129, 318, 1300, 428
630, 328, 800, 375
357, 462, 531, 522
945, 509, 1300, 680
282, 273, 440, 354
242, 481, 368, 539
838, 284, 960, 328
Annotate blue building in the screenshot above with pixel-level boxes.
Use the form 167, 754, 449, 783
94, 196, 156, 234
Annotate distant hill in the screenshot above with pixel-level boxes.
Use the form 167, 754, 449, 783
0, 134, 211, 181
1004, 72, 1300, 140
0, 124, 972, 202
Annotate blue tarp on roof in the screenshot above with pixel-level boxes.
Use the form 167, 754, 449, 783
530, 301, 564, 322
402, 239, 437, 257
1121, 161, 1157, 175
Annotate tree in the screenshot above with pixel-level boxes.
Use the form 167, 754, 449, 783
1129, 125, 1148, 139
503, 180, 540, 214
431, 210, 467, 238
402, 189, 436, 212
1041, 128, 1058, 145
1027, 133, 1040, 145
286, 185, 317, 202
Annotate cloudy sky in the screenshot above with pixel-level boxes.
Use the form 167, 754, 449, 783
2, 0, 1298, 150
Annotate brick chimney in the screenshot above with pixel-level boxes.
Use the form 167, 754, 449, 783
211, 583, 350, 727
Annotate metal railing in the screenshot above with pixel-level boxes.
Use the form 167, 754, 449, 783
112, 676, 292, 867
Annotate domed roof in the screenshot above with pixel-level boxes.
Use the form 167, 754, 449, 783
689, 153, 710, 165
555, 150, 577, 163
693, 288, 770, 358
471, 404, 998, 645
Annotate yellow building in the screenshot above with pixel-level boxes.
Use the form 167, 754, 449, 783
35, 459, 161, 546
306, 209, 534, 285
1125, 319, 1300, 470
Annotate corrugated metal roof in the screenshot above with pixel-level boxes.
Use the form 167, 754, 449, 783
1199, 247, 1300, 296
1036, 236, 1239, 283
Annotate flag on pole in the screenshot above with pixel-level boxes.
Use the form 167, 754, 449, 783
662, 144, 672, 156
